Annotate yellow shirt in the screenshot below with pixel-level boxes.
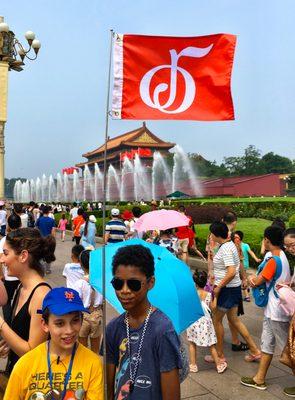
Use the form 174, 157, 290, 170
4, 342, 103, 400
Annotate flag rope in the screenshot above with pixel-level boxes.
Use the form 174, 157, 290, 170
102, 28, 114, 400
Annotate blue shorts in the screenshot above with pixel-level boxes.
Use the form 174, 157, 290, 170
217, 286, 242, 311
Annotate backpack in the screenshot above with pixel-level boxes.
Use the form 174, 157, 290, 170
276, 274, 295, 317
252, 255, 282, 308
27, 210, 35, 228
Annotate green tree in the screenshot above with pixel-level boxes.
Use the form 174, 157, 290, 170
243, 145, 262, 175
260, 152, 294, 173
223, 156, 244, 175
188, 153, 229, 177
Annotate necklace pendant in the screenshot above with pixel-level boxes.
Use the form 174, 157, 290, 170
129, 381, 134, 393
47, 389, 60, 399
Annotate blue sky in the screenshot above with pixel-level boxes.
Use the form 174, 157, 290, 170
2, 0, 295, 178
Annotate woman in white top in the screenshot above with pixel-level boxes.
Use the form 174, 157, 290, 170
210, 222, 261, 363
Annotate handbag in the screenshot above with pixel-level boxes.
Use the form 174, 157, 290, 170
276, 273, 295, 317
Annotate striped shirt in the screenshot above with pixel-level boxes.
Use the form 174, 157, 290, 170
213, 241, 241, 288
105, 219, 127, 243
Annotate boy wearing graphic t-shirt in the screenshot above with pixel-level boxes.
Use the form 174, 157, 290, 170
241, 226, 291, 391
105, 244, 182, 400
63, 244, 85, 288
4, 287, 103, 400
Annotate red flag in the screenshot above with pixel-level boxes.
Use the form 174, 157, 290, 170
138, 148, 152, 157
62, 167, 79, 175
112, 33, 236, 121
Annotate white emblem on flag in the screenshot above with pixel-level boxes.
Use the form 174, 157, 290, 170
139, 45, 213, 114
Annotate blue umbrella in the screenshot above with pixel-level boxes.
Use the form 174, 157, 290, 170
89, 238, 204, 333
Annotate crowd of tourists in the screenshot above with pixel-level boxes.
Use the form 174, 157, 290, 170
0, 200, 293, 399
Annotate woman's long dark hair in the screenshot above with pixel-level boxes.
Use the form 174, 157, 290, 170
6, 228, 56, 277
83, 213, 89, 237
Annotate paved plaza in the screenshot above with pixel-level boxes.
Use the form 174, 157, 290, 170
20, 236, 295, 399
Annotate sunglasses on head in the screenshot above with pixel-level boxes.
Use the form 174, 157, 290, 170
111, 277, 147, 292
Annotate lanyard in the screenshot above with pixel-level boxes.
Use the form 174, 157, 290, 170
47, 340, 77, 400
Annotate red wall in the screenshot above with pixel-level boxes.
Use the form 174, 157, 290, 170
201, 174, 286, 197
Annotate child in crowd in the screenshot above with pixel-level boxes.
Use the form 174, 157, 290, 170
58, 213, 68, 242
4, 287, 103, 399
235, 231, 261, 268
105, 244, 182, 400
63, 244, 84, 288
75, 250, 103, 353
158, 229, 180, 256
72, 208, 85, 245
233, 231, 261, 302
206, 233, 220, 277
187, 270, 227, 374
145, 229, 160, 243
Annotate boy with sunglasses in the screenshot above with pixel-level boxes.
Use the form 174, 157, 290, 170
4, 287, 103, 400
105, 244, 182, 400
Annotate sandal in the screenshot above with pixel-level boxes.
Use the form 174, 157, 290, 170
231, 342, 249, 351
189, 364, 198, 373
204, 355, 227, 363
217, 361, 227, 374
244, 352, 262, 362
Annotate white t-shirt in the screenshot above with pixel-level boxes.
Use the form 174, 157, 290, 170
264, 250, 291, 322
70, 207, 78, 221
20, 214, 28, 228
0, 236, 18, 281
129, 218, 143, 239
213, 241, 241, 288
62, 262, 84, 288
73, 278, 103, 308
0, 210, 6, 227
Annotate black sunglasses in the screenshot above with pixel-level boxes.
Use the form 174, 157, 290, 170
111, 277, 146, 292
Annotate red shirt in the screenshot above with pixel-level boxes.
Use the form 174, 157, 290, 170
176, 215, 193, 239
73, 215, 85, 237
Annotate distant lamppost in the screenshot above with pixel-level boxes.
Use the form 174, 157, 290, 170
0, 16, 41, 199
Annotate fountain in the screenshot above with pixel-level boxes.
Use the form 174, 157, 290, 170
83, 165, 93, 201
120, 157, 134, 201
134, 154, 151, 201
30, 179, 36, 202
63, 173, 69, 202
35, 177, 42, 202
13, 145, 202, 202
48, 175, 55, 202
106, 164, 121, 201
56, 173, 63, 202
152, 151, 172, 200
172, 145, 201, 197
41, 174, 48, 202
73, 169, 82, 201
94, 163, 103, 201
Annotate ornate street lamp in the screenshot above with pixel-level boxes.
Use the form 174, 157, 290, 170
0, 16, 41, 198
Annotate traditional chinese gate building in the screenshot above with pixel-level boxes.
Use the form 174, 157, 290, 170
76, 122, 175, 172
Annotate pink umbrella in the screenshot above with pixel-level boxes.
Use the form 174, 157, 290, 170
134, 209, 190, 232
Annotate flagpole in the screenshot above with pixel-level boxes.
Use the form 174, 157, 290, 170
102, 28, 114, 399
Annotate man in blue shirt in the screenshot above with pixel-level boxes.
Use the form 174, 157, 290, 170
36, 206, 56, 237
36, 206, 56, 274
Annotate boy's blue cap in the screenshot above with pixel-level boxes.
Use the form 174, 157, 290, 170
38, 287, 89, 316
